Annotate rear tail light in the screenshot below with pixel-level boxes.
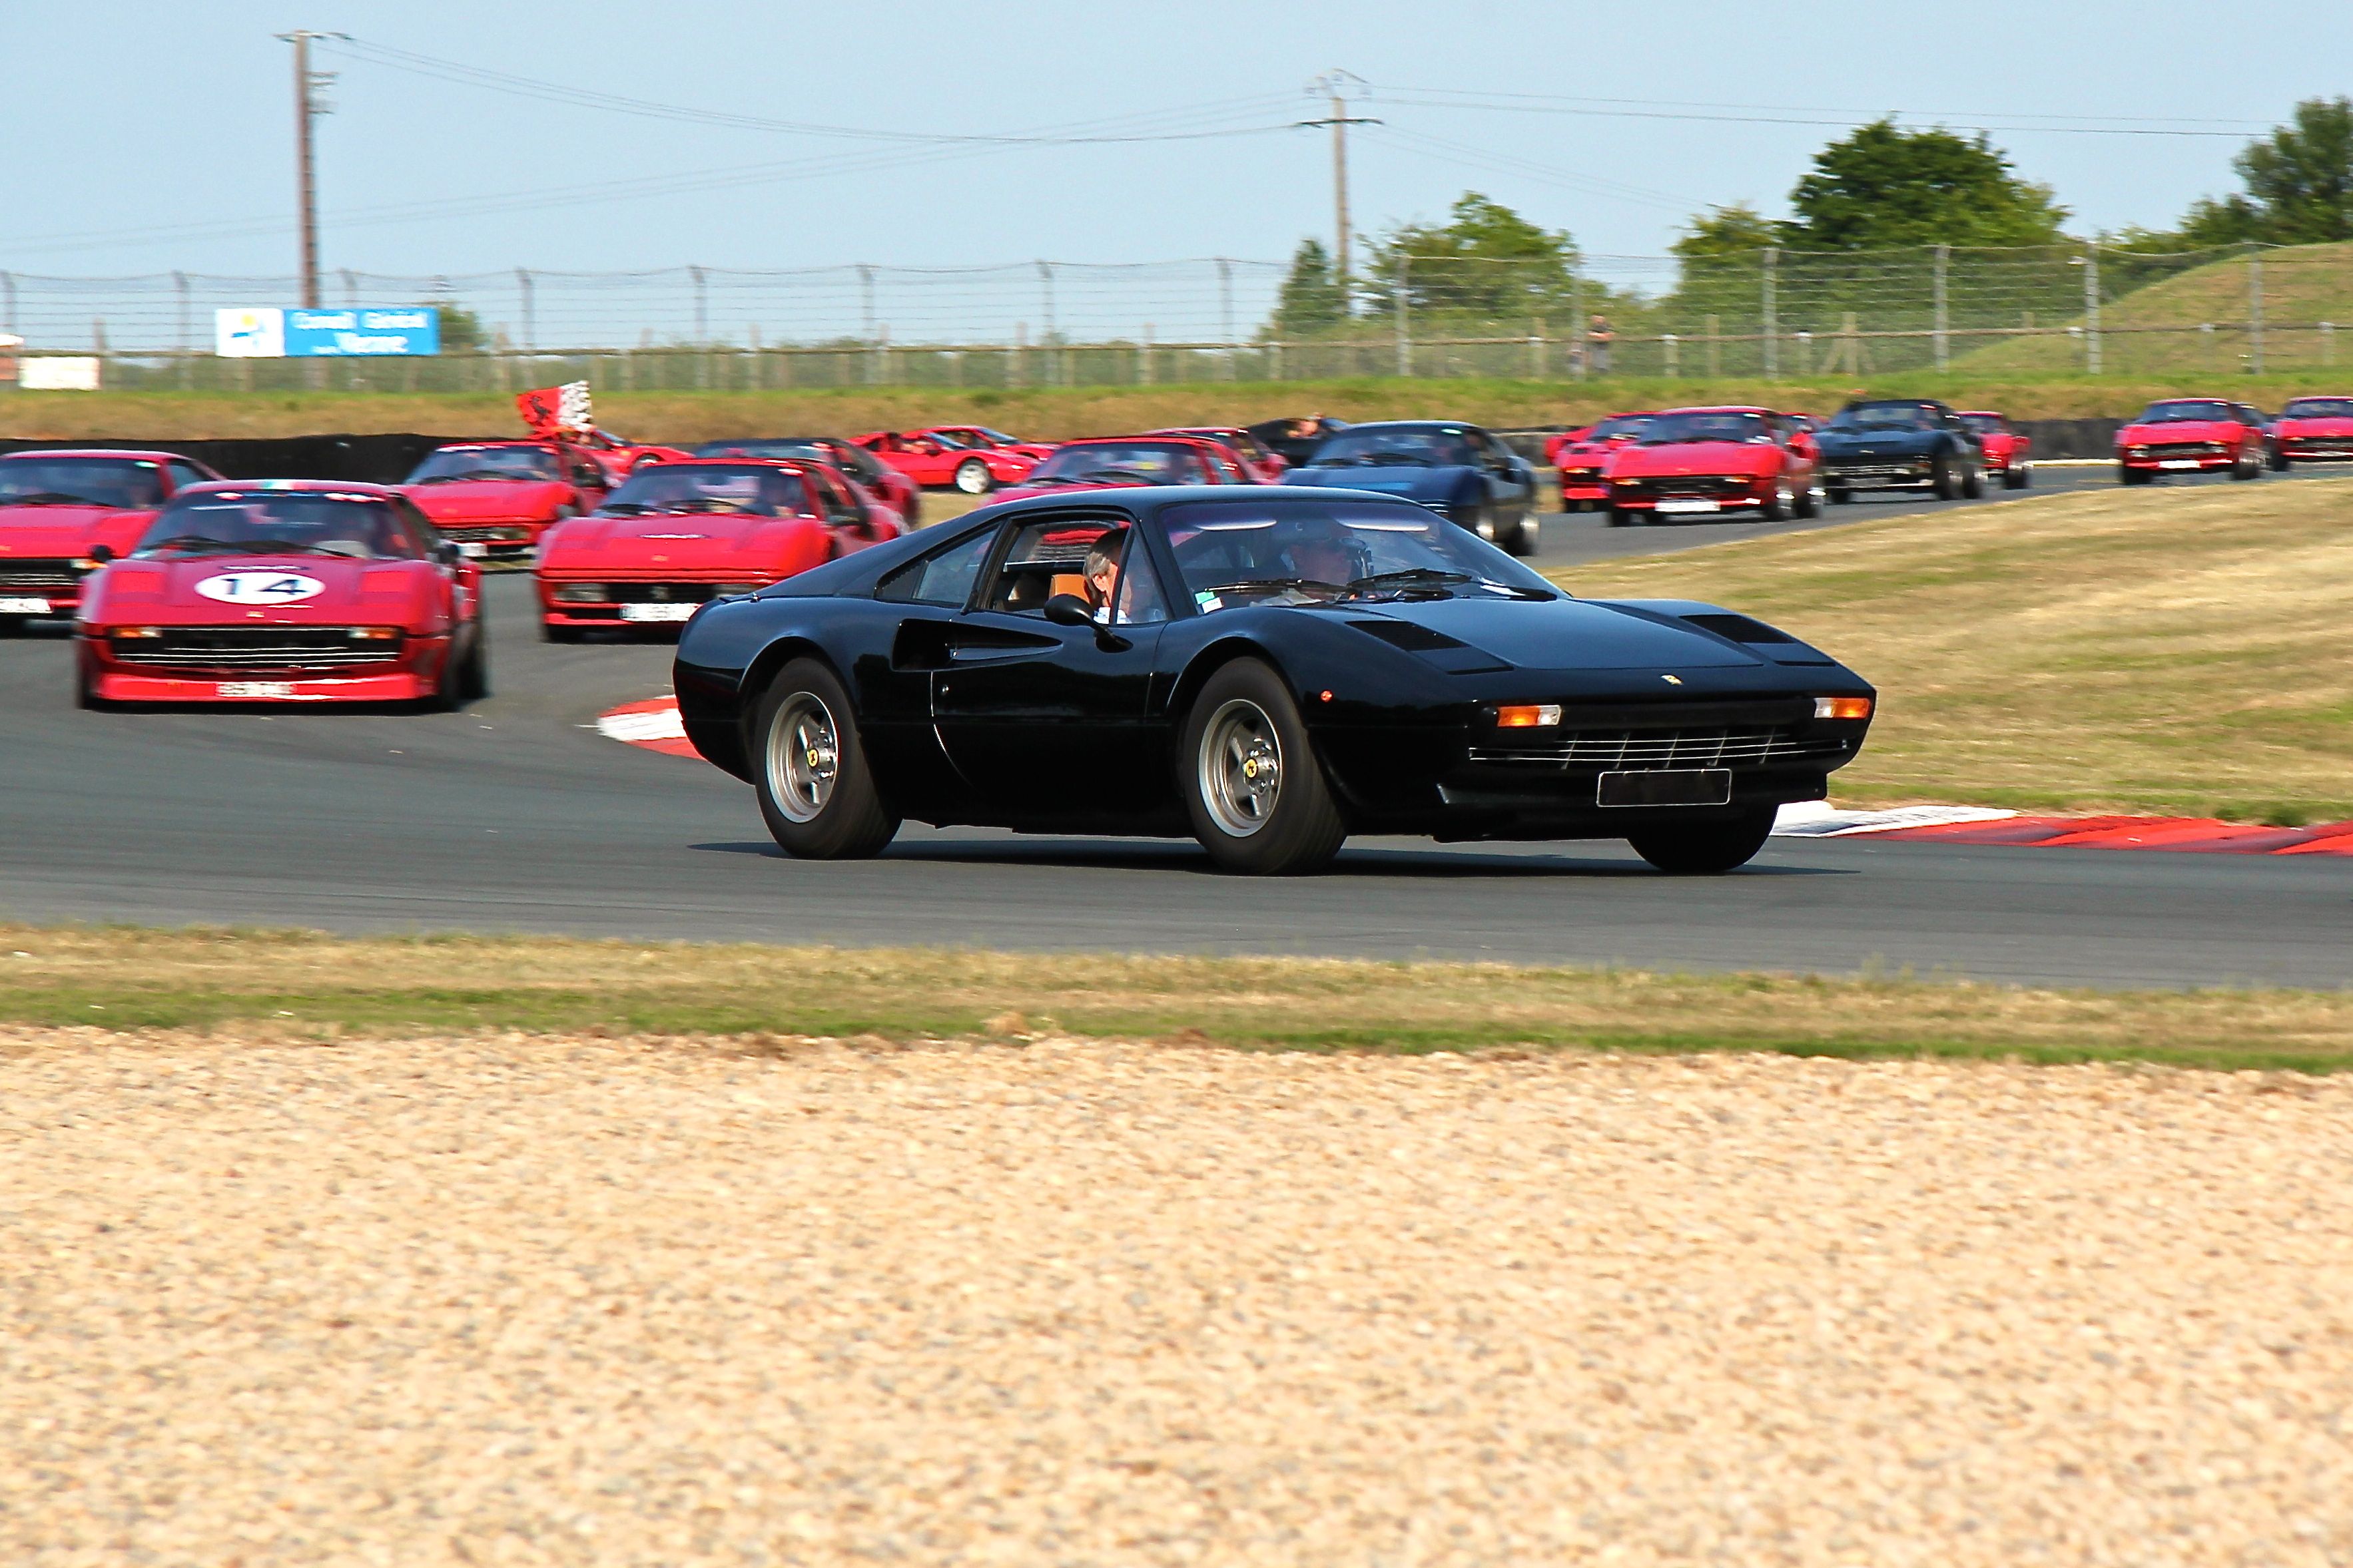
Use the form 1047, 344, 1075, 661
1814, 696, 1873, 720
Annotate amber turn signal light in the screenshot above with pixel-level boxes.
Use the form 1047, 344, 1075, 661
1814, 696, 1873, 720
1496, 704, 1562, 728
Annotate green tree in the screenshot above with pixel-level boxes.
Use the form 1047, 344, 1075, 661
1361, 192, 1579, 321
1782, 121, 2069, 250
1266, 238, 1347, 337
2199, 97, 2353, 245
422, 301, 487, 352
1671, 203, 1778, 263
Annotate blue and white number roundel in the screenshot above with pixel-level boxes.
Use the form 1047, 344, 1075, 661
194, 571, 326, 606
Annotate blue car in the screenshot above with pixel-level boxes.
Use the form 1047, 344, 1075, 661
1283, 420, 1540, 555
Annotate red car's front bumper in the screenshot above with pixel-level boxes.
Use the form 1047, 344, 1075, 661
0, 565, 97, 619
79, 634, 450, 702
2118, 452, 2235, 473
539, 576, 748, 630
425, 519, 555, 557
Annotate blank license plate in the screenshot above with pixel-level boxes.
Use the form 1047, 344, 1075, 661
218, 681, 296, 698
0, 596, 53, 615
619, 602, 698, 623
456, 542, 489, 558
1654, 499, 1720, 515
2159, 459, 2203, 469
1598, 768, 1734, 808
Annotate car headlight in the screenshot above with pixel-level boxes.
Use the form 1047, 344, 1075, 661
1814, 696, 1873, 720
348, 626, 402, 641
549, 583, 608, 603
109, 625, 163, 639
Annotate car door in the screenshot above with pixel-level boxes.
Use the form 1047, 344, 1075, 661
1467, 427, 1533, 525
928, 510, 1169, 820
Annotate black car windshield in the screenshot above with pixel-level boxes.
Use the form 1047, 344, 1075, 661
597, 464, 805, 517
1028, 442, 1209, 486
406, 445, 561, 483
1308, 427, 1475, 467
1642, 411, 1771, 444
1828, 403, 1939, 432
1587, 415, 1653, 441
2139, 400, 2234, 423
133, 493, 421, 559
1959, 414, 2007, 434
2284, 397, 2353, 418
1162, 499, 1556, 608
0, 457, 167, 509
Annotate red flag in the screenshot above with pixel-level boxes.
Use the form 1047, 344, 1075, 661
517, 381, 592, 437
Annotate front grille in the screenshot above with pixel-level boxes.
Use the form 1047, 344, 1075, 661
437, 525, 533, 543
0, 559, 83, 590
1618, 474, 1752, 497
2144, 441, 2223, 456
1469, 725, 1849, 771
111, 627, 406, 670
1825, 460, 1927, 478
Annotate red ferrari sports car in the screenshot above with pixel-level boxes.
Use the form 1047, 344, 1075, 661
2268, 395, 2353, 467
2115, 398, 2268, 484
398, 439, 613, 558
1604, 407, 1821, 525
75, 479, 486, 707
988, 435, 1256, 503
534, 457, 904, 640
852, 428, 1045, 494
1957, 411, 2033, 488
1, 449, 224, 627
1148, 427, 1288, 483
1544, 411, 1656, 511
692, 436, 921, 527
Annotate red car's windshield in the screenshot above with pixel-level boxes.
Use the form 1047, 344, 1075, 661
1959, 415, 2008, 435
408, 446, 561, 483
135, 493, 423, 559
1642, 412, 1771, 444
0, 457, 167, 510
2283, 397, 2353, 419
2137, 401, 2234, 424
1587, 416, 1653, 442
596, 464, 807, 517
1028, 442, 1209, 485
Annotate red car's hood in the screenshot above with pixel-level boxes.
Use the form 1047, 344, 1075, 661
2119, 421, 2239, 443
404, 479, 574, 519
83, 555, 445, 628
2278, 416, 2353, 436
1610, 441, 1779, 475
0, 504, 156, 557
539, 513, 821, 573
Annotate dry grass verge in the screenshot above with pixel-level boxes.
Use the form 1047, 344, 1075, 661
1566, 477, 2353, 821
5, 925, 2350, 1071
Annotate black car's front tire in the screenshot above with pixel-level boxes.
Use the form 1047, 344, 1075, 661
1181, 660, 1345, 875
752, 658, 900, 860
1628, 806, 1777, 875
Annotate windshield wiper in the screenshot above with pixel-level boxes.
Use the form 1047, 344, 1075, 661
2, 491, 108, 506
1359, 452, 1435, 466
1197, 577, 1347, 599
145, 535, 262, 555
597, 502, 651, 515
1340, 568, 1476, 599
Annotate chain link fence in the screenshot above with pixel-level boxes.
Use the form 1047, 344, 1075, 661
3, 242, 2348, 391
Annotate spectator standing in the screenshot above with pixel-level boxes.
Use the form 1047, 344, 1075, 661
1586, 314, 1616, 376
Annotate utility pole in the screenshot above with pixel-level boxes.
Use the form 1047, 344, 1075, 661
278, 31, 345, 309
1303, 71, 1377, 300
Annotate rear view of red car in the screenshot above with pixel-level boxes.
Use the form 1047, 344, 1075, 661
0, 449, 222, 628
535, 458, 902, 640
1957, 411, 2033, 489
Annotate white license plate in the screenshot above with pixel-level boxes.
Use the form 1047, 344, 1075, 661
619, 602, 698, 623
1655, 499, 1721, 515
2159, 459, 2203, 469
456, 542, 488, 558
218, 681, 296, 698
0, 596, 53, 615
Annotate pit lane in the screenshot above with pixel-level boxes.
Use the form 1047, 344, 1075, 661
3, 467, 2348, 991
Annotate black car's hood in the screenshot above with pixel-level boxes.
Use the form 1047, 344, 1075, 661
1816, 428, 1945, 455
1351, 595, 1764, 670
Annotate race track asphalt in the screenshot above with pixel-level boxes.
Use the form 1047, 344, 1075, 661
5, 466, 2347, 992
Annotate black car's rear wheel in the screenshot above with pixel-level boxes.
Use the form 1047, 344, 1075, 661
1181, 660, 1345, 875
2005, 462, 2032, 489
1962, 462, 1985, 499
1932, 456, 1963, 501
753, 658, 899, 860
1628, 806, 1777, 875
1826, 486, 1851, 505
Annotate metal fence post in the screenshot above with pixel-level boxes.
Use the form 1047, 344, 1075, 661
516, 268, 535, 354
1218, 258, 1235, 381
1569, 273, 1586, 380
1762, 248, 1779, 379
173, 271, 192, 388
1141, 322, 1155, 386
1706, 314, 1720, 377
1013, 322, 1027, 388
1395, 255, 1411, 377
2325, 320, 2336, 367
2083, 240, 2103, 375
1663, 333, 1679, 378
1036, 262, 1057, 386
1529, 318, 1544, 380
1932, 244, 1949, 372
2248, 247, 2265, 375
0, 271, 14, 338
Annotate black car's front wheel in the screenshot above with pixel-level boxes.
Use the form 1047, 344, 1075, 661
1181, 660, 1345, 875
1628, 806, 1777, 875
753, 658, 900, 860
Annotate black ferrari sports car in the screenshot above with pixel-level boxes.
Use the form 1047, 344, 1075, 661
671, 487, 1876, 875
1812, 399, 1985, 503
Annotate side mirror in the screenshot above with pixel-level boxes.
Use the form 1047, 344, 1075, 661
436, 540, 463, 567
1042, 593, 1095, 627
87, 544, 116, 565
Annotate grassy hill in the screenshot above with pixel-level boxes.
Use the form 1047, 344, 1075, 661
1564, 478, 2353, 822
1956, 241, 2353, 378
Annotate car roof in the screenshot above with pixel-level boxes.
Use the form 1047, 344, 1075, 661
176, 478, 405, 498
1657, 405, 1774, 416
1329, 419, 1479, 433
433, 438, 563, 450
0, 447, 195, 462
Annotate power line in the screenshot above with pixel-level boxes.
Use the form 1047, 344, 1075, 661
1374, 85, 2271, 138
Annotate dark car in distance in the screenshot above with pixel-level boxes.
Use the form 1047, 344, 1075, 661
1813, 399, 1986, 502
671, 487, 1876, 876
1282, 421, 1541, 555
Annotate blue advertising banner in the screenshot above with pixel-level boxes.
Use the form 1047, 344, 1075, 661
282, 308, 441, 358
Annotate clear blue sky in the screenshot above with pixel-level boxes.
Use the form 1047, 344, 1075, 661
7, 0, 2348, 280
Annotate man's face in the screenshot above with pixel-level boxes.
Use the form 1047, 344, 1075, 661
1289, 540, 1352, 584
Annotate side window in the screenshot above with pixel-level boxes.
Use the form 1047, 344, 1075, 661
393, 497, 441, 553
982, 518, 1122, 615
1112, 534, 1170, 626
166, 460, 210, 492
815, 471, 862, 525
874, 525, 994, 607
1207, 449, 1243, 483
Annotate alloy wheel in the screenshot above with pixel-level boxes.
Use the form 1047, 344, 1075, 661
1199, 698, 1283, 838
766, 692, 841, 822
